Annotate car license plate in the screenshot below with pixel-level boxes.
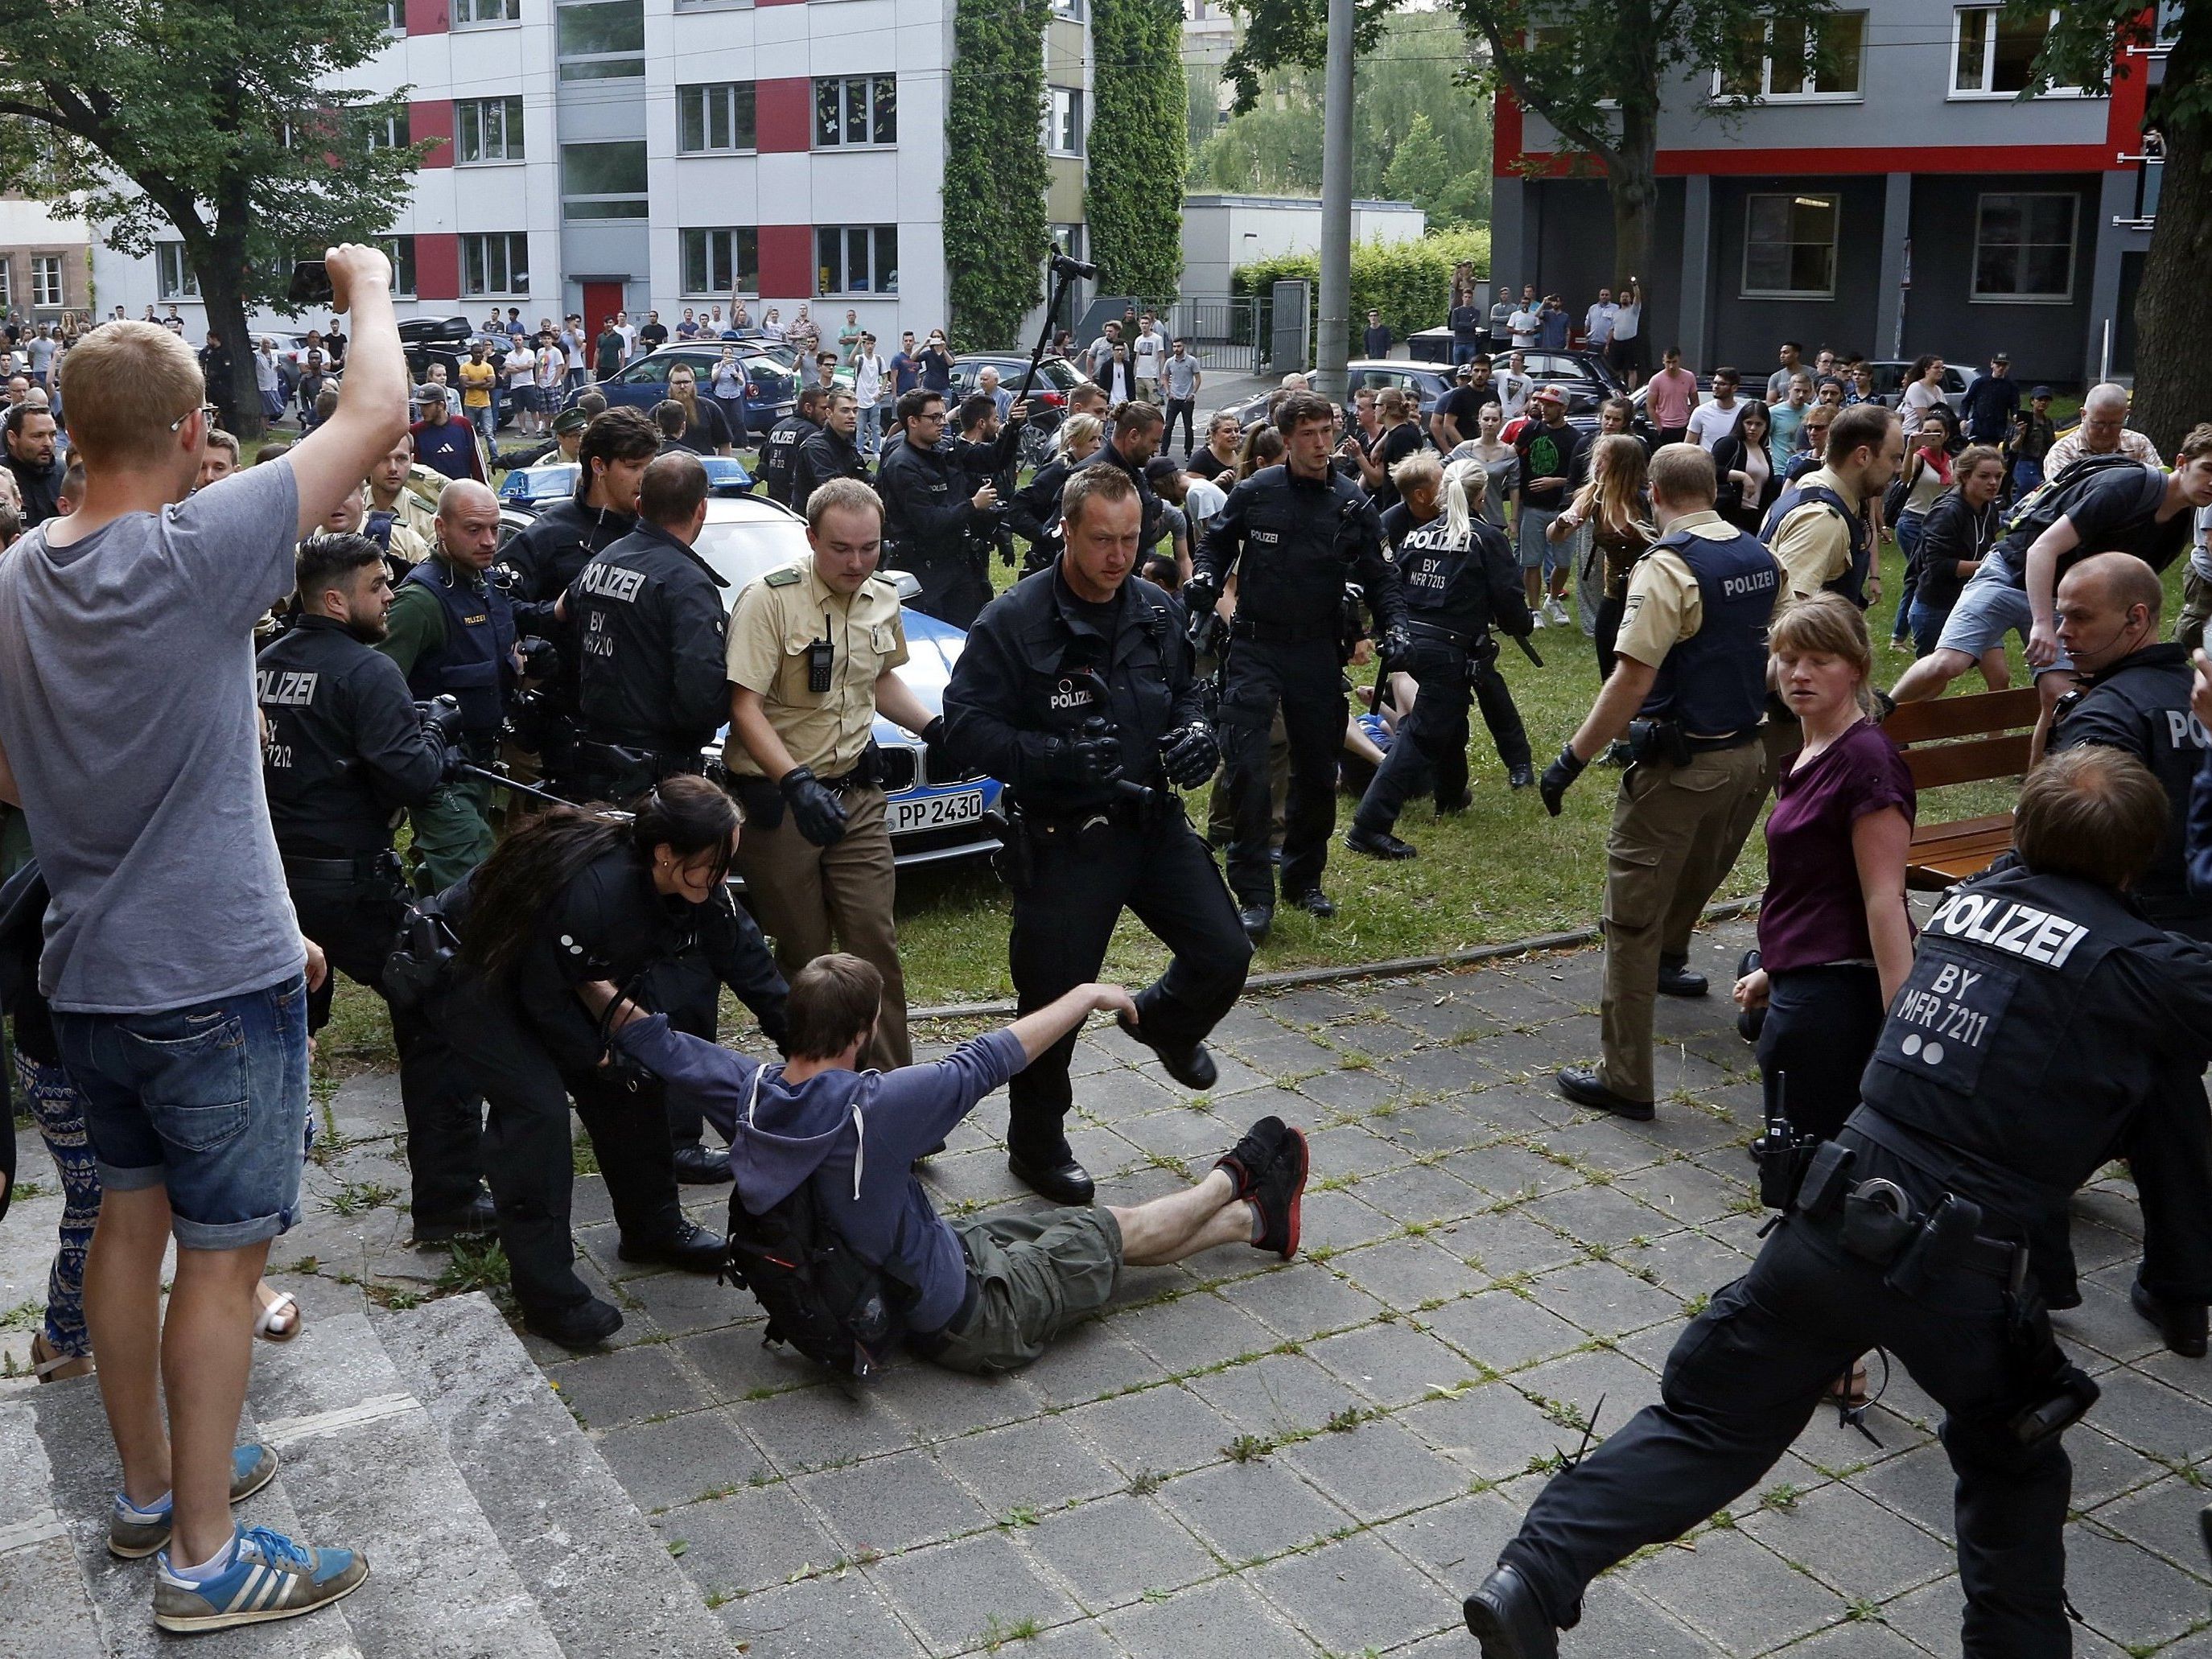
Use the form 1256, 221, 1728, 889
892, 789, 984, 834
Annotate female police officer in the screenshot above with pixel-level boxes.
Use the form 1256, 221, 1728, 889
426, 774, 787, 1347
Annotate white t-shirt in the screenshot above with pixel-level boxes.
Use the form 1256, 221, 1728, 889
1494, 371, 1534, 422
1132, 330, 1166, 381
852, 352, 887, 405
1184, 475, 1227, 530
1583, 303, 1618, 345
1611, 301, 1641, 342
1509, 309, 1541, 348
1687, 400, 1742, 452
504, 344, 535, 389
535, 345, 566, 389
1900, 380, 1946, 423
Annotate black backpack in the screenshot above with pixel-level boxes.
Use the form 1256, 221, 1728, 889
722, 1073, 913, 1380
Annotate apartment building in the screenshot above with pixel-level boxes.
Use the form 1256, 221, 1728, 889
1489, 3, 2173, 385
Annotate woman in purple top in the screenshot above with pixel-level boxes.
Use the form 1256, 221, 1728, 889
1732, 595, 1916, 1146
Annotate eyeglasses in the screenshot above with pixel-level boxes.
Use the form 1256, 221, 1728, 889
168, 403, 218, 433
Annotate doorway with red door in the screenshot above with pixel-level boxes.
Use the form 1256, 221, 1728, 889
579, 280, 628, 377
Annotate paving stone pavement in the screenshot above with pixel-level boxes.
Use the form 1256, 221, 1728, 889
7, 917, 2211, 1656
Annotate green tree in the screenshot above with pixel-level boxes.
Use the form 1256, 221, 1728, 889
1222, 0, 1835, 287
1382, 111, 1453, 216
945, 0, 1052, 350
2017, 2, 2200, 452
1086, 0, 1188, 299
0, 0, 427, 437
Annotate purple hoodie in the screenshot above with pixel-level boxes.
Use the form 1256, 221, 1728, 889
613, 1015, 1026, 1333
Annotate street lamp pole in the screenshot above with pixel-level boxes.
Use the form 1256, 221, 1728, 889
1315, 0, 1354, 402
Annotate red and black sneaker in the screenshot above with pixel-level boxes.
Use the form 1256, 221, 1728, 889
1251, 1126, 1310, 1260
1214, 1116, 1287, 1201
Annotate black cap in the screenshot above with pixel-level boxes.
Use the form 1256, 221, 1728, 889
1992, 352, 2010, 364
2030, 385, 2053, 399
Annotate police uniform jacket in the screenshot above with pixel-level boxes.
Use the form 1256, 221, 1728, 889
723, 558, 908, 779
513, 844, 788, 1074
1195, 462, 1408, 639
393, 556, 517, 741
790, 426, 872, 508
566, 521, 732, 757
257, 615, 443, 857
497, 480, 639, 640
2049, 643, 2212, 933
1617, 510, 1782, 736
1761, 466, 1870, 606
1007, 456, 1074, 558
878, 438, 984, 568
1380, 501, 1530, 642
759, 413, 820, 509
1857, 860, 2212, 1243
941, 566, 1204, 817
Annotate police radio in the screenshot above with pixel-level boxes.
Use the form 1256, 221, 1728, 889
806, 627, 834, 694
1753, 1072, 1819, 1213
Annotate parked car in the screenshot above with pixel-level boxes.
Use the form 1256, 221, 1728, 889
1864, 359, 1970, 415
587, 344, 798, 443
1217, 360, 1461, 432
400, 315, 508, 385
945, 352, 1090, 466
496, 455, 756, 509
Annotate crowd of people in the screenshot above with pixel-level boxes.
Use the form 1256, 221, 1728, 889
3, 250, 2212, 1659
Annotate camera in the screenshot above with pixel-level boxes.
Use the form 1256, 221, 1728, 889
1050, 251, 1099, 282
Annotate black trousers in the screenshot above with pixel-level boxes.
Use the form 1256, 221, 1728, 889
896, 549, 994, 630
1164, 397, 1196, 455
1006, 806, 1250, 1146
1594, 591, 1625, 682
433, 971, 690, 1317
1755, 962, 1884, 1144
291, 873, 484, 1219
2128, 1063, 2212, 1304
1499, 1136, 2071, 1657
1219, 636, 1345, 907
1354, 640, 1532, 833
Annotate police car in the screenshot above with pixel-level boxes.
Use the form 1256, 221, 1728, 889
687, 495, 1005, 867
496, 456, 757, 508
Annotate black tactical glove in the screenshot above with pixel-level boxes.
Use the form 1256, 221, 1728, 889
1180, 576, 1219, 648
779, 765, 850, 847
1073, 720, 1126, 788
1378, 624, 1413, 665
1539, 742, 1588, 817
920, 715, 954, 780
1158, 722, 1220, 789
518, 636, 562, 681
414, 694, 466, 751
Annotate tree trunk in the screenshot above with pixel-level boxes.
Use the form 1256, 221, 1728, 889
2130, 9, 2210, 455
1608, 100, 1658, 294
196, 241, 266, 443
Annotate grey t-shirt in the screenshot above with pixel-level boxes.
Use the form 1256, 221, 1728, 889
1163, 354, 1200, 400
0, 460, 305, 1011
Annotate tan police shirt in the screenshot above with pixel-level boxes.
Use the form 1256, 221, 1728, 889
723, 557, 908, 778
1614, 508, 1788, 670
1763, 466, 1864, 599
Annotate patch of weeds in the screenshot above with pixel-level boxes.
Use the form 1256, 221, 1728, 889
1526, 1450, 1566, 1476
1222, 1432, 1274, 1463
365, 1283, 422, 1311
702, 1589, 734, 1610
1145, 1152, 1193, 1180
435, 1237, 511, 1295
1184, 1093, 1213, 1112
977, 1614, 1042, 1651
1401, 1219, 1432, 1237
1536, 1396, 1590, 1435
1141, 1587, 1171, 1603
999, 1505, 1040, 1529
1706, 1509, 1736, 1530
1312, 1173, 1357, 1192
1760, 1482, 1802, 1511
330, 1179, 401, 1216
1843, 1599, 1880, 1622
1683, 1291, 1711, 1318
9, 1179, 48, 1201
1127, 1469, 1164, 1496
572, 1135, 600, 1176
1325, 1405, 1373, 1433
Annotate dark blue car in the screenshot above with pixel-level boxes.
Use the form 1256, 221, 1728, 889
584, 344, 796, 440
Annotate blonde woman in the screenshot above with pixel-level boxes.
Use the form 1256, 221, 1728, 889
1548, 434, 1655, 680
1447, 401, 1519, 533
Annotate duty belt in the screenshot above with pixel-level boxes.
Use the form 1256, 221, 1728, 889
1683, 728, 1761, 754
1405, 619, 1483, 649
1791, 1135, 2024, 1289
1230, 615, 1335, 645
281, 849, 402, 885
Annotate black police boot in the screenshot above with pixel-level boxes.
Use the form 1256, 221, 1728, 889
1735, 949, 1765, 1044
1285, 887, 1337, 920
1555, 1065, 1654, 1122
1116, 1012, 1218, 1092
413, 1190, 497, 1245
2132, 1278, 2210, 1359
1657, 953, 1709, 998
522, 1296, 624, 1351
1507, 764, 1536, 789
673, 1140, 734, 1184
1007, 1134, 1095, 1206
1345, 824, 1419, 861
1463, 1565, 1559, 1659
1239, 904, 1274, 945
1436, 788, 1474, 816
618, 1221, 727, 1274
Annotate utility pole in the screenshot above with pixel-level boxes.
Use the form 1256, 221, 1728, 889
1315, 0, 1354, 402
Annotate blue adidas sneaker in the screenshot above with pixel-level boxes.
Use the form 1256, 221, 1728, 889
108, 1443, 281, 1558
152, 1523, 369, 1632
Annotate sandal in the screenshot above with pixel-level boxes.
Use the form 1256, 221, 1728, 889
254, 1285, 302, 1344
1826, 1356, 1871, 1409
31, 1329, 94, 1384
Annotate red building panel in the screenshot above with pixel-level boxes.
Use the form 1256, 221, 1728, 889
756, 78, 813, 154
411, 100, 455, 168
406, 0, 447, 35
759, 225, 814, 298
415, 232, 460, 303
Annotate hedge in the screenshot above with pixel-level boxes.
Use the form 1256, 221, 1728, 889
1230, 228, 1492, 344
1086, 0, 1188, 302
944, 0, 1052, 351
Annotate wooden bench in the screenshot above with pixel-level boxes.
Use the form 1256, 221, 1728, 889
1882, 686, 2041, 891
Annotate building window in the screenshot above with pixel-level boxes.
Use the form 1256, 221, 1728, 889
0, 263, 12, 313
814, 75, 896, 148
31, 255, 63, 310
557, 0, 643, 79
678, 82, 756, 153
1972, 192, 2076, 302
383, 236, 418, 297
816, 225, 897, 295
1741, 192, 1838, 299
456, 97, 525, 163
364, 108, 410, 150
1055, 0, 1084, 16
453, 0, 521, 24
381, 0, 404, 31
682, 228, 759, 297
462, 232, 529, 296
1952, 7, 2071, 97
1045, 85, 1085, 155
1718, 11, 1864, 100
562, 140, 647, 219
155, 241, 199, 301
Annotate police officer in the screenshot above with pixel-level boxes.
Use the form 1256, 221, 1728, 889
879, 386, 1000, 628
1465, 745, 2212, 1659
942, 463, 1251, 1204
789, 387, 872, 507
724, 478, 934, 1076
378, 479, 518, 890
257, 532, 492, 1238
2046, 551, 2212, 1354
951, 392, 1028, 572
1539, 444, 1781, 1118
1184, 389, 1409, 944
1061, 400, 1163, 553
1760, 401, 1897, 610
1009, 383, 1110, 574
1346, 453, 1533, 859
759, 385, 828, 511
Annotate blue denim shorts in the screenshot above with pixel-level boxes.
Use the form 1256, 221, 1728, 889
54, 974, 311, 1250
1933, 566, 2073, 676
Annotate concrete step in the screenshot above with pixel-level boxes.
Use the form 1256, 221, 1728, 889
246, 1308, 566, 1659
374, 1293, 734, 1658
0, 1397, 105, 1659
23, 1371, 361, 1659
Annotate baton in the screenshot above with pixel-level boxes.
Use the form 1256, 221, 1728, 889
457, 761, 633, 820
1513, 635, 1544, 668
